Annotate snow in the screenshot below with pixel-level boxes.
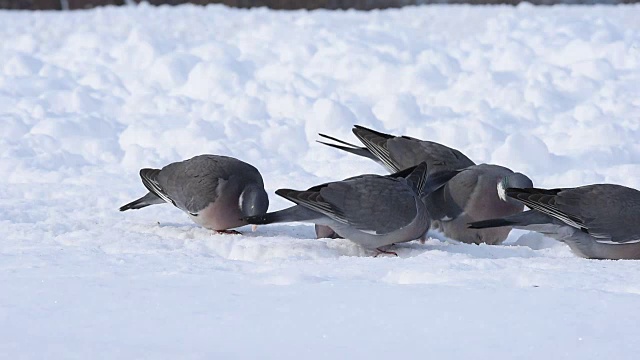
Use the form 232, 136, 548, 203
2, 3, 640, 358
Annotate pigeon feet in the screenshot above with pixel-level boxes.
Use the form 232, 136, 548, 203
374, 248, 398, 257
214, 229, 242, 235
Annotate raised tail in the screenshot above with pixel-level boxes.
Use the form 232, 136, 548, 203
119, 192, 165, 211
317, 133, 379, 162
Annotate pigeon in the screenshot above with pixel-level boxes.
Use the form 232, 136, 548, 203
120, 155, 269, 233
318, 125, 474, 175
244, 163, 458, 255
468, 184, 640, 260
425, 165, 533, 244
318, 125, 533, 244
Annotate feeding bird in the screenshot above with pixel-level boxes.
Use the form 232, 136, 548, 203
244, 163, 458, 255
120, 155, 269, 234
468, 184, 640, 260
318, 125, 533, 244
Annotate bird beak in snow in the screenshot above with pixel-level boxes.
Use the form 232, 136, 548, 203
252, 225, 258, 232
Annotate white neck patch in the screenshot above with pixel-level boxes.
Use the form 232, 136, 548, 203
497, 181, 507, 202
238, 190, 245, 211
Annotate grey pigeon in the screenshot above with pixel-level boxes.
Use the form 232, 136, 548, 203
469, 185, 640, 260
244, 163, 458, 254
425, 165, 533, 244
318, 125, 474, 174
318, 125, 533, 244
120, 155, 269, 233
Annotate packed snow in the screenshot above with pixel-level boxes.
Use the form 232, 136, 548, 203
2, 3, 640, 358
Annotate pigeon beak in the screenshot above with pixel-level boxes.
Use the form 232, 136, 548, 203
252, 225, 258, 232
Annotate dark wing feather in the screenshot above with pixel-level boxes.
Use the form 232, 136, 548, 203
387, 164, 419, 180
505, 187, 587, 232
554, 185, 640, 244
390, 165, 460, 197
276, 188, 349, 224
323, 177, 418, 234
424, 185, 463, 221
505, 185, 640, 244
352, 125, 402, 173
140, 168, 177, 207
385, 137, 475, 173
400, 162, 429, 195
423, 168, 480, 221
422, 170, 462, 196
277, 176, 418, 235
352, 125, 475, 174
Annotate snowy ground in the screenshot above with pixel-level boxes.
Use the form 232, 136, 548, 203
2, 3, 640, 358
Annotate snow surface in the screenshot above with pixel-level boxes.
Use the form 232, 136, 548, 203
2, 3, 640, 358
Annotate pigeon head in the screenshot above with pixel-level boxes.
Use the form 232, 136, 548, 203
239, 183, 269, 217
498, 172, 533, 203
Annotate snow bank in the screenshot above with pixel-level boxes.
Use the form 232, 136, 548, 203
2, 4, 640, 358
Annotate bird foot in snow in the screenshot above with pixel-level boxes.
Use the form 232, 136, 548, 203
374, 248, 398, 257
214, 229, 242, 235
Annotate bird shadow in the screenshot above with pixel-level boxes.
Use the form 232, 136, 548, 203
150, 222, 557, 260
152, 222, 314, 240
236, 224, 315, 240
155, 221, 200, 230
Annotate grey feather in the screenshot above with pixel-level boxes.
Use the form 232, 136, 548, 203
119, 192, 165, 211
139, 168, 176, 207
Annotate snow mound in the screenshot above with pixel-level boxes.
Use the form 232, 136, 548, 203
2, 4, 640, 358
